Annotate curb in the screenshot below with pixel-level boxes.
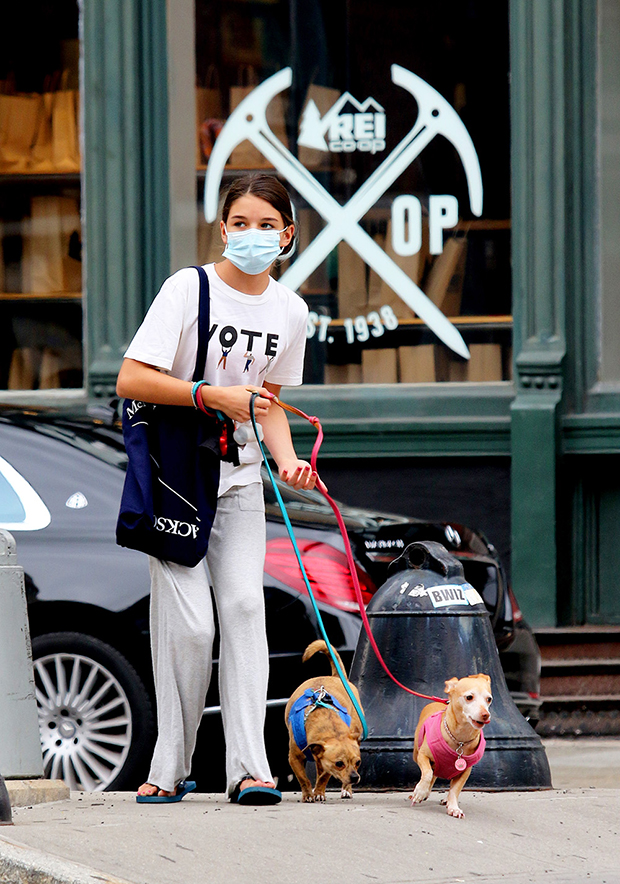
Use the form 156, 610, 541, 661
5, 780, 70, 808
0, 836, 136, 884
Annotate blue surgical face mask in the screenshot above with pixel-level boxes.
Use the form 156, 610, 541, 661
222, 226, 287, 275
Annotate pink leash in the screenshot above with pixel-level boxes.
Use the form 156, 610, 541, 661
271, 394, 448, 707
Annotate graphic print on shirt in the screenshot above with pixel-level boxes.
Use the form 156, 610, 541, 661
209, 323, 280, 375
259, 355, 275, 376
217, 346, 231, 369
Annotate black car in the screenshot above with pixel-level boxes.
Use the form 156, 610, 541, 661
0, 405, 541, 792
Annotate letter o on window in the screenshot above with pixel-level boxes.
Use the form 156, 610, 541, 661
391, 195, 422, 257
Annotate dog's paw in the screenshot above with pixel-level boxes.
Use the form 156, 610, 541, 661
446, 804, 465, 819
409, 786, 429, 806
340, 787, 353, 799
301, 793, 315, 803
312, 791, 326, 802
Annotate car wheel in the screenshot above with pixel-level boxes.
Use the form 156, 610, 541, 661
32, 632, 155, 792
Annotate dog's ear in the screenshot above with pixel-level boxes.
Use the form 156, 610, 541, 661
309, 742, 325, 758
444, 677, 459, 695
469, 673, 492, 686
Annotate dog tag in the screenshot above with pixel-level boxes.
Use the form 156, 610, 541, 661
455, 758, 467, 772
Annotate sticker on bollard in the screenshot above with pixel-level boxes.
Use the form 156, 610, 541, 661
350, 540, 552, 791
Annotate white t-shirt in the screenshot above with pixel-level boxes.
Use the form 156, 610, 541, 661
124, 263, 308, 494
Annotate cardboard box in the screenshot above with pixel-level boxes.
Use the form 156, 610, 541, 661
324, 363, 363, 384
447, 343, 503, 382
398, 345, 436, 383
362, 348, 398, 384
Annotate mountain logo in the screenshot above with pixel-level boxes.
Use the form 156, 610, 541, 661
298, 92, 386, 155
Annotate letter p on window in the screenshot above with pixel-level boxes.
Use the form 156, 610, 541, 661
429, 195, 459, 254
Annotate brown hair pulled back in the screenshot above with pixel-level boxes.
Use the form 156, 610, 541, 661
221, 174, 297, 257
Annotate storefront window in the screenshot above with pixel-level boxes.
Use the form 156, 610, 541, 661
0, 1, 83, 392
195, 0, 511, 384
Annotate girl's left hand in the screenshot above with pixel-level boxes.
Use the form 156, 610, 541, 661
279, 459, 318, 491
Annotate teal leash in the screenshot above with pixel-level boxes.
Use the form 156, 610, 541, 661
249, 393, 369, 740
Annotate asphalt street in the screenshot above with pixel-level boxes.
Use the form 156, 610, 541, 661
0, 738, 619, 884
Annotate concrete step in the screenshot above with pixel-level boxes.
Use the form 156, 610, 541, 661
533, 628, 620, 735
540, 658, 620, 697
535, 626, 620, 661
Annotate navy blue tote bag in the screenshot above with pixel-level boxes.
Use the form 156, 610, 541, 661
116, 266, 236, 566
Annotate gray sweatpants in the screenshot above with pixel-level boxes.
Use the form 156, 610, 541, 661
146, 482, 272, 796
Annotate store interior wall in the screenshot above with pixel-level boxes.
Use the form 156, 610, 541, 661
317, 457, 511, 581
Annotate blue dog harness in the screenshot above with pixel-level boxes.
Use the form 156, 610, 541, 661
288, 687, 352, 761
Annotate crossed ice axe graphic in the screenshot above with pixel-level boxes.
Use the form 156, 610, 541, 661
204, 65, 483, 359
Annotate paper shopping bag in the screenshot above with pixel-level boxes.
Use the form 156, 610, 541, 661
197, 213, 226, 265
51, 87, 81, 172
29, 91, 55, 172
196, 66, 223, 166
425, 235, 467, 317
22, 196, 82, 293
8, 348, 40, 390
337, 242, 367, 319
229, 66, 288, 168
296, 207, 330, 295
0, 92, 41, 173
298, 84, 340, 170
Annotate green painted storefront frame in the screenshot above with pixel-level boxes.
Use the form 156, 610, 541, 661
81, 0, 620, 627
82, 0, 171, 397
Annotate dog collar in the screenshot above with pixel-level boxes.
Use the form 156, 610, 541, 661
288, 687, 352, 761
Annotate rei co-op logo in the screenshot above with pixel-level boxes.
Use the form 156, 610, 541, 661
299, 93, 386, 155
204, 66, 483, 360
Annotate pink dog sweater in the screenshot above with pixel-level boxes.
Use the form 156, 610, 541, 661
419, 710, 486, 781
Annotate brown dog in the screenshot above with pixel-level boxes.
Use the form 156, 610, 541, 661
410, 674, 492, 818
285, 640, 364, 802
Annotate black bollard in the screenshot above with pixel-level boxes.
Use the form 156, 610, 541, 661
350, 540, 552, 791
0, 774, 12, 825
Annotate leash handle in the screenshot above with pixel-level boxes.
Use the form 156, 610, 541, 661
265, 393, 448, 707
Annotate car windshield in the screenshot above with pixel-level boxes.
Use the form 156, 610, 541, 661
0, 467, 25, 522
0, 454, 51, 530
13, 416, 131, 470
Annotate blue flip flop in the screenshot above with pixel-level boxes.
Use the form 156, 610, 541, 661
234, 784, 282, 806
136, 780, 196, 804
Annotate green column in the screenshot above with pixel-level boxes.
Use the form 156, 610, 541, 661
82, 0, 170, 399
509, 0, 592, 626
509, 0, 566, 627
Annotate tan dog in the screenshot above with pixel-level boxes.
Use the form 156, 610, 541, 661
411, 674, 492, 819
285, 640, 364, 802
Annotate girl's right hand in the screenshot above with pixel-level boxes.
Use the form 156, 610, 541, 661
201, 385, 272, 423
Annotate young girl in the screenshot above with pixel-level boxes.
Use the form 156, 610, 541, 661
116, 174, 316, 805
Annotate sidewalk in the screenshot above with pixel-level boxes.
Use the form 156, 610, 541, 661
1, 739, 619, 884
